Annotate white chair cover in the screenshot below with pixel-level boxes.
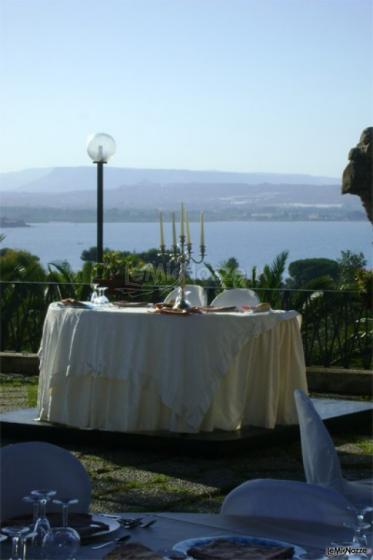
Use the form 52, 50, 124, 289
221, 478, 356, 526
164, 285, 207, 307
0, 441, 91, 521
294, 389, 373, 508
211, 288, 260, 308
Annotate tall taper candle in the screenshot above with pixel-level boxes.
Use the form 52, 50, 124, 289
200, 211, 205, 246
186, 210, 191, 244
180, 203, 185, 237
160, 211, 165, 246
172, 212, 177, 247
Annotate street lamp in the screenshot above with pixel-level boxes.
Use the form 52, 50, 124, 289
87, 132, 116, 263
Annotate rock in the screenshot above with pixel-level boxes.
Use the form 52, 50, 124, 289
342, 127, 373, 223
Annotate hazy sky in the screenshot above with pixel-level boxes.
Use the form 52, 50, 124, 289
1, 0, 372, 176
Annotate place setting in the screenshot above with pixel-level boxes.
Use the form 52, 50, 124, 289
0, 486, 313, 560
0, 490, 124, 560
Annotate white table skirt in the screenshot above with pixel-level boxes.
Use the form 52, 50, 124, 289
37, 304, 307, 433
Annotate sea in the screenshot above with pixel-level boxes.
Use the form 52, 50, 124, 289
1, 221, 372, 278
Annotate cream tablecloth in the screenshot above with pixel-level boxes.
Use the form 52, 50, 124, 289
37, 304, 307, 433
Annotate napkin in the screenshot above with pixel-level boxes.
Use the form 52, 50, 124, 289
187, 539, 294, 559
104, 542, 163, 559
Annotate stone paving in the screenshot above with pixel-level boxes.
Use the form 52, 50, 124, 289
1, 375, 372, 513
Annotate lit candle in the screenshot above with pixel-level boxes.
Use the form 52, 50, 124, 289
172, 212, 177, 247
160, 211, 165, 246
200, 211, 205, 246
186, 210, 191, 244
180, 203, 185, 237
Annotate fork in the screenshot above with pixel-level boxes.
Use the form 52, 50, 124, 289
91, 534, 131, 550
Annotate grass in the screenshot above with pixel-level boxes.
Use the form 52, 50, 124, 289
1, 374, 372, 513
27, 383, 38, 407
356, 439, 373, 455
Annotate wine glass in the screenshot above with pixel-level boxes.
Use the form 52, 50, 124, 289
351, 505, 372, 547
22, 494, 41, 559
1, 526, 32, 560
90, 283, 99, 304
95, 287, 109, 305
341, 504, 372, 559
22, 495, 40, 527
41, 499, 80, 560
30, 489, 56, 546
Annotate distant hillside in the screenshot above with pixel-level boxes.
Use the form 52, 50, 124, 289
0, 166, 340, 193
1, 165, 363, 223
0, 180, 359, 211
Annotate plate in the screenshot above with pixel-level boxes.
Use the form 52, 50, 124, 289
113, 301, 149, 307
172, 535, 306, 559
200, 306, 237, 313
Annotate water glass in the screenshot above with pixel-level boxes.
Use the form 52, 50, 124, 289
41, 499, 80, 560
95, 287, 109, 305
1, 526, 31, 560
30, 489, 56, 546
90, 283, 99, 303
22, 495, 40, 526
351, 505, 372, 547
342, 504, 372, 559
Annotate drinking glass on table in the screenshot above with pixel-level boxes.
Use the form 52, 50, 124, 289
41, 499, 80, 560
22, 495, 40, 527
335, 504, 373, 560
95, 287, 109, 305
90, 283, 99, 304
22, 494, 41, 559
349, 505, 372, 551
1, 526, 32, 560
30, 489, 56, 546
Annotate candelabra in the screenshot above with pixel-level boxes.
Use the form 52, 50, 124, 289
159, 207, 206, 309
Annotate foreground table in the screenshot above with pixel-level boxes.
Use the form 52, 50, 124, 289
37, 304, 307, 433
76, 512, 356, 559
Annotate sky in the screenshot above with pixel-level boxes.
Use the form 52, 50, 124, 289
0, 0, 372, 177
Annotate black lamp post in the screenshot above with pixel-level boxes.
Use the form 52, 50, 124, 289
87, 133, 116, 263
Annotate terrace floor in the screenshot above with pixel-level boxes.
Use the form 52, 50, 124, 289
0, 374, 372, 514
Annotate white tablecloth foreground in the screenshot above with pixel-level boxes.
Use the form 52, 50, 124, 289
37, 304, 307, 433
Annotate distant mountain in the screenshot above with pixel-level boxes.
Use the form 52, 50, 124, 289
0, 168, 53, 191
2, 165, 362, 223
0, 180, 361, 214
0, 166, 340, 193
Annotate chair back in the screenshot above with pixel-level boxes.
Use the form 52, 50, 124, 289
211, 288, 260, 308
294, 389, 344, 493
164, 285, 207, 307
0, 441, 91, 522
221, 479, 354, 526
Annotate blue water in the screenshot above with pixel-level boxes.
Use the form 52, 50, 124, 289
1, 221, 372, 277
